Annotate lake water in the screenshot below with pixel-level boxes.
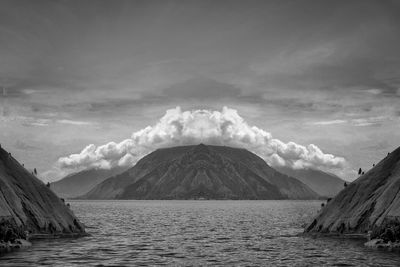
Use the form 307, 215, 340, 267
1, 200, 400, 266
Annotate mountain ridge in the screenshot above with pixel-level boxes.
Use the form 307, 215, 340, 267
276, 166, 346, 197
51, 167, 127, 198
83, 144, 319, 200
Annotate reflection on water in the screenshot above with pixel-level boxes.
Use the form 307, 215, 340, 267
1, 200, 400, 266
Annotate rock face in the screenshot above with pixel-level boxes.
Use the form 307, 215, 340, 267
305, 146, 400, 238
83, 144, 319, 200
0, 146, 85, 243
52, 167, 126, 198
276, 166, 346, 197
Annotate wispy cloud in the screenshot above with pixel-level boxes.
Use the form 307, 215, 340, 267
310, 116, 395, 127
351, 116, 390, 127
26, 122, 49, 127
364, 89, 383, 95
310, 120, 347, 126
2, 115, 94, 127
20, 117, 51, 127
56, 119, 94, 126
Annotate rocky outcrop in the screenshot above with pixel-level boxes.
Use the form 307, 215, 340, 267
0, 146, 85, 247
305, 146, 400, 242
276, 166, 346, 197
52, 167, 126, 198
83, 144, 319, 200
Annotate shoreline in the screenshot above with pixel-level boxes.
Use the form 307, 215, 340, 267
0, 239, 32, 254
0, 232, 89, 255
29, 232, 90, 240
303, 232, 400, 250
302, 232, 368, 240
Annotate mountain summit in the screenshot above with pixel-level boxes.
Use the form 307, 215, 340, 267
83, 144, 318, 200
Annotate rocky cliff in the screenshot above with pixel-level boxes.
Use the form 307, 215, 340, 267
305, 146, 400, 239
0, 146, 85, 244
83, 144, 319, 200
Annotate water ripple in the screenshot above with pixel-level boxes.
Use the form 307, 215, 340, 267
1, 200, 400, 266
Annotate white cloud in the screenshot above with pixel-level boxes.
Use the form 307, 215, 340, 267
57, 119, 93, 126
310, 116, 395, 127
364, 88, 382, 95
28, 122, 49, 127
351, 116, 390, 127
310, 120, 347, 126
56, 107, 346, 177
21, 117, 50, 127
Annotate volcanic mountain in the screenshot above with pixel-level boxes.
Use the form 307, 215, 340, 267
0, 146, 85, 242
306, 146, 400, 237
83, 144, 318, 200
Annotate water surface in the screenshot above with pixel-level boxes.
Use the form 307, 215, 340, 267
1, 200, 400, 266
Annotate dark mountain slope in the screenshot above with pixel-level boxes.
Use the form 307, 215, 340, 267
52, 167, 126, 198
276, 167, 346, 197
83, 144, 319, 200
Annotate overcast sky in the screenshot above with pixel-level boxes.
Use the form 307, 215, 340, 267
1, 0, 399, 181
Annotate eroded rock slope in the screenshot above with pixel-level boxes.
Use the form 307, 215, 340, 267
306, 146, 400, 236
0, 146, 85, 242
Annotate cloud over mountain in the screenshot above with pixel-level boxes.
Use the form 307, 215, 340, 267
57, 107, 346, 177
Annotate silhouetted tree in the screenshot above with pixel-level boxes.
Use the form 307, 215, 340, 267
373, 163, 375, 167
321, 203, 325, 208
344, 182, 348, 187
362, 171, 365, 175
327, 198, 332, 203
358, 168, 362, 175
34, 168, 37, 175
46, 182, 50, 188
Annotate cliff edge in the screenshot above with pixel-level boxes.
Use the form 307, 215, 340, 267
305, 146, 400, 242
0, 146, 85, 250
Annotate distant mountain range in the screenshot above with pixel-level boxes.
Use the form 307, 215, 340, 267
276, 167, 346, 197
51, 167, 126, 198
82, 144, 318, 200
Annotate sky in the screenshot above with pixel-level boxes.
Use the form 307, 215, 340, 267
1, 0, 399, 181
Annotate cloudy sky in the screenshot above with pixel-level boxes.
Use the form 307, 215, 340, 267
1, 0, 399, 181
